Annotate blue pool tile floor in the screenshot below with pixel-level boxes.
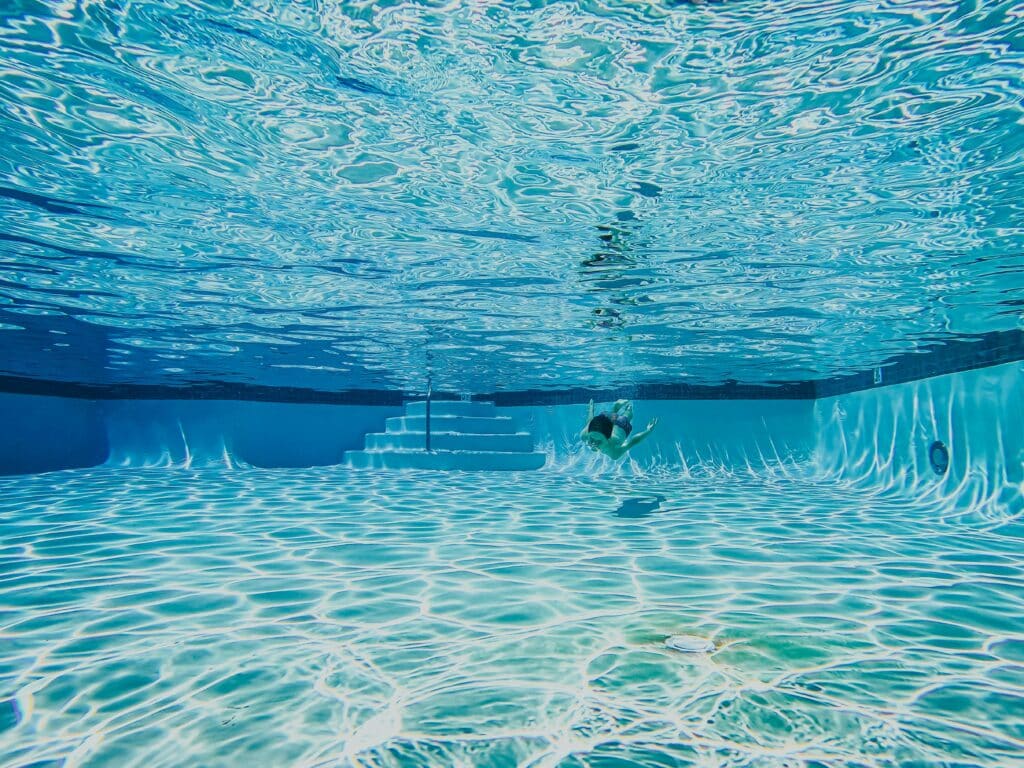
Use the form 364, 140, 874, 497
0, 468, 1022, 767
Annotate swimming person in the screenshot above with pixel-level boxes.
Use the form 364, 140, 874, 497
580, 399, 657, 460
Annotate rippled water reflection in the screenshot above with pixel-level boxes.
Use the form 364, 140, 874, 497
1, 468, 1022, 766
1, 1, 1022, 391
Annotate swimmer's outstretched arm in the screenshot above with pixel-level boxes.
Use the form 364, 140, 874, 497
580, 399, 595, 438
623, 417, 658, 452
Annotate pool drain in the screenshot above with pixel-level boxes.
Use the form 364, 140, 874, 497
928, 440, 949, 475
665, 635, 714, 654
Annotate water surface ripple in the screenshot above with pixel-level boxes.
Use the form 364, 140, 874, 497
0, 1, 1022, 391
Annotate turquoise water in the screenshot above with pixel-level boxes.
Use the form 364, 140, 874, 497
2, 2, 1023, 765
1, 1, 1023, 392
2, 468, 1022, 766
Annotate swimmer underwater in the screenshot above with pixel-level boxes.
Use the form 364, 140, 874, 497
580, 399, 657, 460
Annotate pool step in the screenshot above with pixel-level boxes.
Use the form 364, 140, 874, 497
386, 415, 518, 434
365, 431, 534, 453
345, 449, 546, 472
404, 400, 496, 417
345, 400, 545, 471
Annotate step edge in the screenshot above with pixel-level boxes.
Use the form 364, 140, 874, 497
391, 415, 513, 421
369, 431, 532, 437
346, 449, 546, 456
404, 400, 496, 406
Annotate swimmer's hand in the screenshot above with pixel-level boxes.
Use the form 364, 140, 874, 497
647, 417, 658, 430
581, 399, 596, 438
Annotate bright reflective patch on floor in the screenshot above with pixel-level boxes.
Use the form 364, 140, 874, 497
0, 468, 1022, 767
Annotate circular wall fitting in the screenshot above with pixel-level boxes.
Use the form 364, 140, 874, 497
928, 440, 949, 475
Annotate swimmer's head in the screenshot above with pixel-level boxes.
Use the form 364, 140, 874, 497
584, 431, 606, 450
586, 413, 614, 438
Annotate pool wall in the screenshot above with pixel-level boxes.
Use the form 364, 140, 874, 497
1, 363, 1020, 500
0, 395, 400, 473
0, 393, 815, 475
814, 360, 1023, 517
101, 400, 402, 469
0, 392, 106, 475
505, 399, 816, 472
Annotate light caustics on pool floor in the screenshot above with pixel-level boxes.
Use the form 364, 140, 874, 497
1, 469, 1023, 767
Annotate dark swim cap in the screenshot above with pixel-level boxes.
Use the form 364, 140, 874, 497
586, 413, 614, 439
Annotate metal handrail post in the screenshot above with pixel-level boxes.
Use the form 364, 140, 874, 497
425, 375, 432, 453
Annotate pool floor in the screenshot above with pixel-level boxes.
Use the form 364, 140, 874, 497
1, 468, 1022, 767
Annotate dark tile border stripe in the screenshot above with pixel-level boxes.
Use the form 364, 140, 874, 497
481, 380, 815, 406
0, 377, 416, 406
813, 328, 1024, 398
1, 329, 1020, 405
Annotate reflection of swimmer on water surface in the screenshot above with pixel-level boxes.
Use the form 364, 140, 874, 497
580, 399, 657, 460
592, 307, 624, 329
583, 209, 658, 330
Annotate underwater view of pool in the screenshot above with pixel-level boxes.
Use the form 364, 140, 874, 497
1, 0, 1023, 765
2, 467, 1022, 767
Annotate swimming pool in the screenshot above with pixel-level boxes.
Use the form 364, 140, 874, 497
2, 0, 1024, 766
1, 360, 1022, 767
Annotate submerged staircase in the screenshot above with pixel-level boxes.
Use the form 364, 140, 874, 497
345, 400, 546, 471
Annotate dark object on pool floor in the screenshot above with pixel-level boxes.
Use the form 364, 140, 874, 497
929, 440, 950, 475
614, 494, 666, 518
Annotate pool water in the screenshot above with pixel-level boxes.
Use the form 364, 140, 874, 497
2, 468, 1022, 767
2, 1, 1023, 393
